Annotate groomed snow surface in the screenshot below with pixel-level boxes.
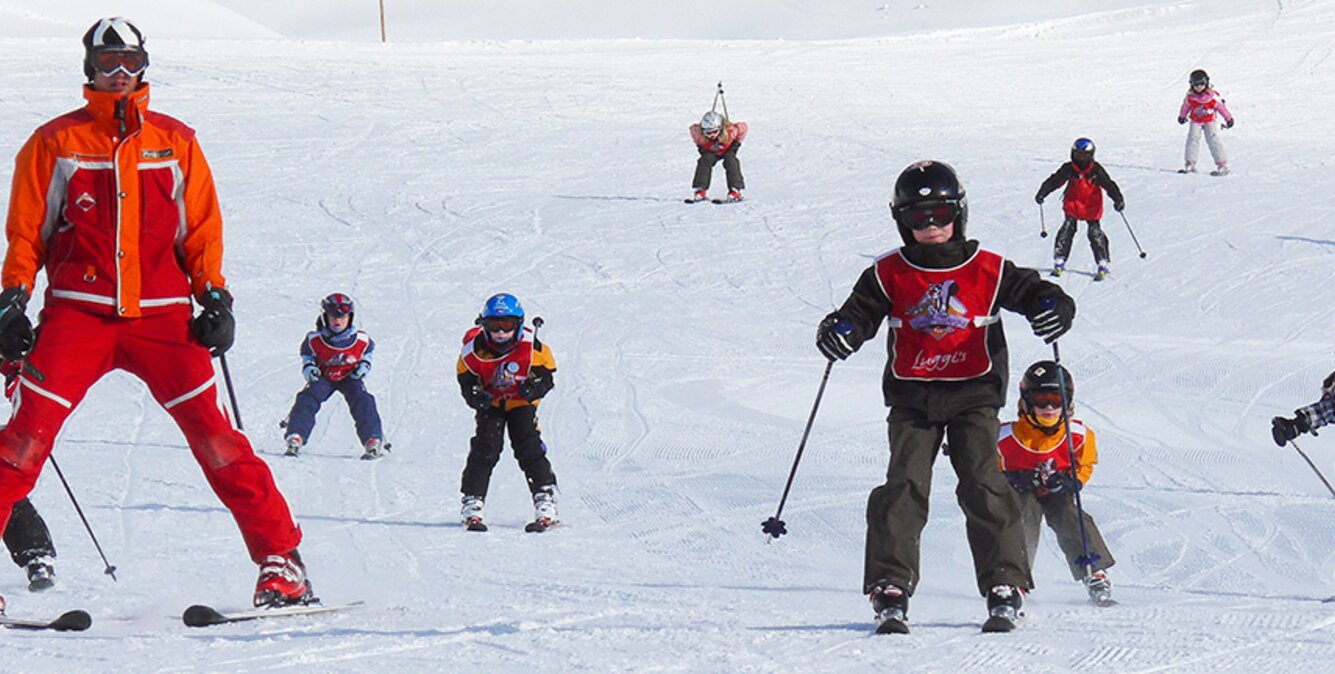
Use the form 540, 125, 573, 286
1, 0, 1333, 671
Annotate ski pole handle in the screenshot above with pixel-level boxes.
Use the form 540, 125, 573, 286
1039, 203, 1048, 238
532, 316, 544, 341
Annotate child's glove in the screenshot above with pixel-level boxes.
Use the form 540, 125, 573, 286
1005, 470, 1042, 493
1177, 116, 1187, 125
1027, 294, 1075, 344
350, 361, 371, 380
1044, 471, 1081, 495
1224, 118, 1235, 129
1034, 193, 1045, 205
464, 384, 492, 411
1113, 199, 1125, 212
517, 370, 553, 402
302, 364, 321, 383
816, 316, 856, 361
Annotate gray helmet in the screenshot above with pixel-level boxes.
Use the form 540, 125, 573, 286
1189, 69, 1209, 88
700, 111, 724, 134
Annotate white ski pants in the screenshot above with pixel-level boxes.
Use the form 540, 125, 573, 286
1185, 120, 1228, 168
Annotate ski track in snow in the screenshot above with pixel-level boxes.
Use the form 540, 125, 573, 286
0, 0, 1334, 671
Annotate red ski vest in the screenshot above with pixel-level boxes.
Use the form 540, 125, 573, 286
1063, 162, 1104, 221
307, 331, 371, 381
997, 419, 1088, 473
460, 326, 535, 401
874, 248, 1004, 381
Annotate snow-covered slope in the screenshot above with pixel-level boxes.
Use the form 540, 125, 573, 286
0, 0, 1333, 671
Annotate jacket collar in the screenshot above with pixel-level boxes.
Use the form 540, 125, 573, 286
82, 83, 151, 134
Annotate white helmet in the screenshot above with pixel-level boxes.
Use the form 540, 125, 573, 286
700, 111, 724, 134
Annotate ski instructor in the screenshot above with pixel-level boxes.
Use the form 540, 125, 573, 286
816, 160, 1076, 633
0, 18, 311, 607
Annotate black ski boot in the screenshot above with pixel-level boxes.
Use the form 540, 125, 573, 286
870, 584, 910, 634
25, 557, 55, 592
982, 584, 1023, 633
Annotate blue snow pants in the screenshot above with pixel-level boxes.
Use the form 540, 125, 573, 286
285, 377, 383, 444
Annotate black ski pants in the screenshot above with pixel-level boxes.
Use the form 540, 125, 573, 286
692, 144, 745, 191
1054, 216, 1110, 264
864, 404, 1033, 597
460, 404, 557, 499
1019, 492, 1115, 581
5, 497, 54, 568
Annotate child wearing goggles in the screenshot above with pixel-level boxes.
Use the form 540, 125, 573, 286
997, 361, 1117, 606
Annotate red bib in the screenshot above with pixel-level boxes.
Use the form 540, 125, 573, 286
460, 326, 535, 401
307, 331, 371, 381
997, 420, 1088, 472
874, 248, 1003, 381
1063, 162, 1103, 221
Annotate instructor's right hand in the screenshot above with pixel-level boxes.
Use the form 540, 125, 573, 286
0, 287, 34, 361
816, 316, 855, 361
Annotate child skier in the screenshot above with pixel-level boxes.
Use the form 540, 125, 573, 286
998, 361, 1116, 606
817, 160, 1076, 634
1035, 138, 1126, 281
1271, 370, 1335, 446
282, 293, 386, 460
1178, 69, 1235, 176
688, 111, 748, 203
457, 294, 560, 532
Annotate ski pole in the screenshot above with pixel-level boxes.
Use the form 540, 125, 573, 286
1050, 339, 1101, 576
531, 316, 544, 341
219, 353, 244, 431
762, 359, 834, 539
711, 81, 721, 114
1118, 211, 1148, 259
1288, 439, 1335, 498
1039, 203, 1048, 238
49, 456, 117, 581
718, 81, 730, 121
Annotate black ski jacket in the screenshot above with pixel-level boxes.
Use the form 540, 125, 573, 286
824, 239, 1072, 412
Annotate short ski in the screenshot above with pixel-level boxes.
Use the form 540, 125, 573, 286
1, 609, 92, 632
182, 601, 364, 628
711, 197, 744, 204
981, 613, 1017, 633
525, 518, 557, 533
874, 616, 909, 634
685, 196, 708, 204
465, 517, 488, 532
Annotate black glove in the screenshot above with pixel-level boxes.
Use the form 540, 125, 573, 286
1113, 199, 1125, 212
1005, 470, 1042, 493
1224, 118, 1235, 129
517, 370, 553, 402
191, 287, 235, 356
816, 316, 856, 361
464, 384, 492, 411
0, 288, 34, 361
1034, 194, 1045, 205
1177, 116, 1187, 125
1271, 415, 1308, 446
1027, 293, 1075, 344
1044, 471, 1082, 494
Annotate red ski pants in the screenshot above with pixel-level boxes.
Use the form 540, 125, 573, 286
0, 303, 301, 563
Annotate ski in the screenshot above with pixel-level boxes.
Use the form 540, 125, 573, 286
711, 197, 744, 204
684, 196, 708, 204
465, 517, 488, 532
981, 613, 1017, 633
182, 601, 364, 628
524, 518, 557, 533
874, 612, 910, 635
0, 609, 92, 632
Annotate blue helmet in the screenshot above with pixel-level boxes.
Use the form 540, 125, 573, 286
317, 292, 355, 332
1070, 137, 1095, 165
479, 293, 524, 350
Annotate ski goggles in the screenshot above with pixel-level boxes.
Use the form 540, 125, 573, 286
91, 50, 148, 77
481, 317, 521, 334
899, 203, 960, 230
325, 302, 353, 317
1023, 391, 1065, 410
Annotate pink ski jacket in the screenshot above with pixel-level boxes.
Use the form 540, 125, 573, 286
1179, 88, 1233, 124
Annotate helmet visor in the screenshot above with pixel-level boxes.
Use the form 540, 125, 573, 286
900, 203, 960, 230
92, 50, 147, 77
482, 316, 521, 334
1023, 390, 1064, 410
324, 301, 353, 316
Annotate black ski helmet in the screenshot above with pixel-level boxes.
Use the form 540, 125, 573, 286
1189, 69, 1209, 88
82, 17, 148, 81
1019, 360, 1074, 431
890, 160, 968, 244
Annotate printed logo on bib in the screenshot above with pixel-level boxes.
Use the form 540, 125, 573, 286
907, 279, 970, 340
75, 192, 96, 211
